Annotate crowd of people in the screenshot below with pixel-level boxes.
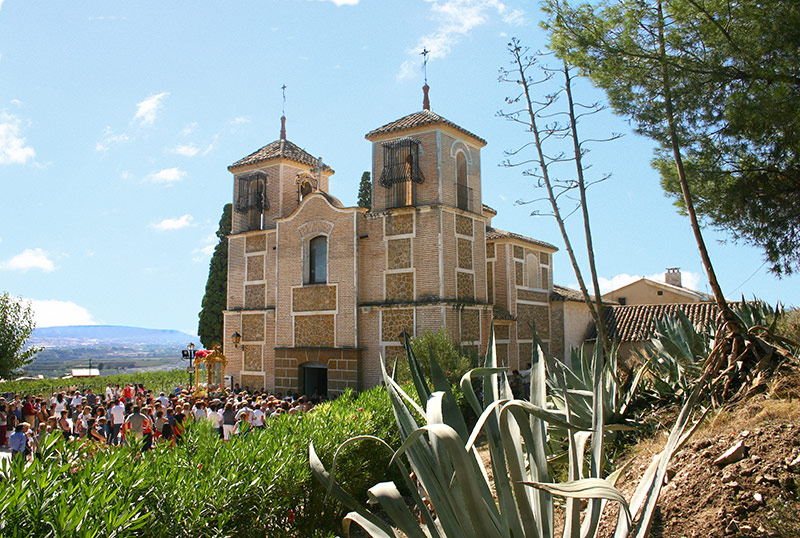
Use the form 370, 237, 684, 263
0, 383, 320, 461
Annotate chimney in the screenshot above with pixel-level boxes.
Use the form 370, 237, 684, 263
665, 267, 682, 287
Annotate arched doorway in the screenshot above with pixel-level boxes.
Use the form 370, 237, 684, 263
300, 361, 327, 398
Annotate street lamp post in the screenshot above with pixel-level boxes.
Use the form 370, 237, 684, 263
182, 342, 196, 390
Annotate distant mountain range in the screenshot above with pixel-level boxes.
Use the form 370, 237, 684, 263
30, 325, 199, 349
23, 326, 200, 376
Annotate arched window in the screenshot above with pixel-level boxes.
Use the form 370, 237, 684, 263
526, 253, 540, 289
456, 152, 469, 210
307, 236, 327, 284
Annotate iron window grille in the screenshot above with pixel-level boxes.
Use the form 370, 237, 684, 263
379, 138, 425, 189
234, 171, 270, 213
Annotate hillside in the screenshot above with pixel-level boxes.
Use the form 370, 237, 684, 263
23, 325, 199, 377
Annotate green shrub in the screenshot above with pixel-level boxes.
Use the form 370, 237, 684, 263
0, 387, 398, 538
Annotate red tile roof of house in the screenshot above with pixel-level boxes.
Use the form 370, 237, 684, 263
588, 302, 721, 343
229, 138, 332, 172
365, 109, 487, 145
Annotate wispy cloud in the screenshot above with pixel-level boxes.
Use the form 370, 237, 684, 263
172, 143, 199, 157
28, 298, 98, 327
147, 167, 187, 184
192, 232, 218, 261
230, 116, 250, 125
398, 0, 525, 80
0, 248, 55, 272
0, 111, 36, 164
95, 126, 131, 152
329, 0, 359, 5
181, 122, 198, 136
152, 214, 194, 232
134, 91, 169, 126
571, 271, 704, 295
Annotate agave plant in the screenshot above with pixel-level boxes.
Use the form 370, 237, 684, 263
310, 329, 707, 537
634, 311, 713, 401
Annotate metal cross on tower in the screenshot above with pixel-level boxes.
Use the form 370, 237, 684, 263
421, 48, 430, 84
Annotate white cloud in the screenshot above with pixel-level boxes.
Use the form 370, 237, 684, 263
0, 111, 36, 164
0, 1, 5, 11
152, 214, 194, 232
329, 0, 359, 5
181, 122, 198, 136
10, 98, 22, 107
148, 167, 187, 184
29, 299, 97, 327
95, 126, 130, 152
172, 143, 199, 157
590, 270, 704, 294
398, 0, 525, 79
0, 248, 55, 272
133, 91, 169, 126
230, 116, 249, 125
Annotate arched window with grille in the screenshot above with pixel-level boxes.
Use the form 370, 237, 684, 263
380, 138, 424, 208
234, 171, 269, 231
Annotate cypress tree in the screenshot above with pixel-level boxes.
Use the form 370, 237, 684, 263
357, 171, 371, 209
198, 203, 232, 348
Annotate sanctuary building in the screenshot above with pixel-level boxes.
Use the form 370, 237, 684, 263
222, 88, 586, 396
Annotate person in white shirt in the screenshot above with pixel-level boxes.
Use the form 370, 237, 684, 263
207, 405, 223, 439
249, 406, 265, 429
108, 399, 126, 446
192, 402, 207, 421
70, 391, 83, 410
105, 385, 114, 402
158, 392, 170, 408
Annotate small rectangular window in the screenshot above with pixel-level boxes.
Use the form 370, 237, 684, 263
307, 236, 327, 284
657, 290, 664, 296
618, 297, 627, 305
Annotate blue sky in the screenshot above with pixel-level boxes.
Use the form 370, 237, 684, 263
0, 0, 796, 336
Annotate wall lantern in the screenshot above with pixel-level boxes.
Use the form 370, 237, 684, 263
231, 332, 242, 348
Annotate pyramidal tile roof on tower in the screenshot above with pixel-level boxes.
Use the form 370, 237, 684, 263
365, 109, 487, 145
228, 138, 332, 172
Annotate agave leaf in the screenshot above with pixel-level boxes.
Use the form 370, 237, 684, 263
404, 332, 432, 404
343, 512, 397, 538
367, 482, 430, 538
626, 380, 706, 538
583, 340, 605, 538
429, 345, 470, 442
391, 424, 503, 538
522, 478, 632, 535
309, 442, 396, 537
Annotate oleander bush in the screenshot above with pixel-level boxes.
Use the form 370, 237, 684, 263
0, 387, 398, 538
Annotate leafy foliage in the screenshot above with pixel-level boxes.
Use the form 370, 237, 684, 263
312, 330, 707, 537
393, 329, 476, 388
357, 171, 371, 209
0, 387, 397, 538
545, 0, 800, 274
198, 203, 232, 349
0, 292, 41, 379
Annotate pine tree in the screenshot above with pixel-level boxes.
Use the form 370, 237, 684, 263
357, 171, 371, 209
198, 203, 232, 349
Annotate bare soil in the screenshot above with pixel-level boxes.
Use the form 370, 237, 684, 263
599, 395, 800, 538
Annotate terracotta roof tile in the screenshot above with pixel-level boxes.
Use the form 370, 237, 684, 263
486, 227, 558, 251
228, 138, 332, 172
365, 109, 487, 145
587, 302, 722, 343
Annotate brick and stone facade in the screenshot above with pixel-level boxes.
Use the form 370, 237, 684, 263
222, 96, 586, 396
